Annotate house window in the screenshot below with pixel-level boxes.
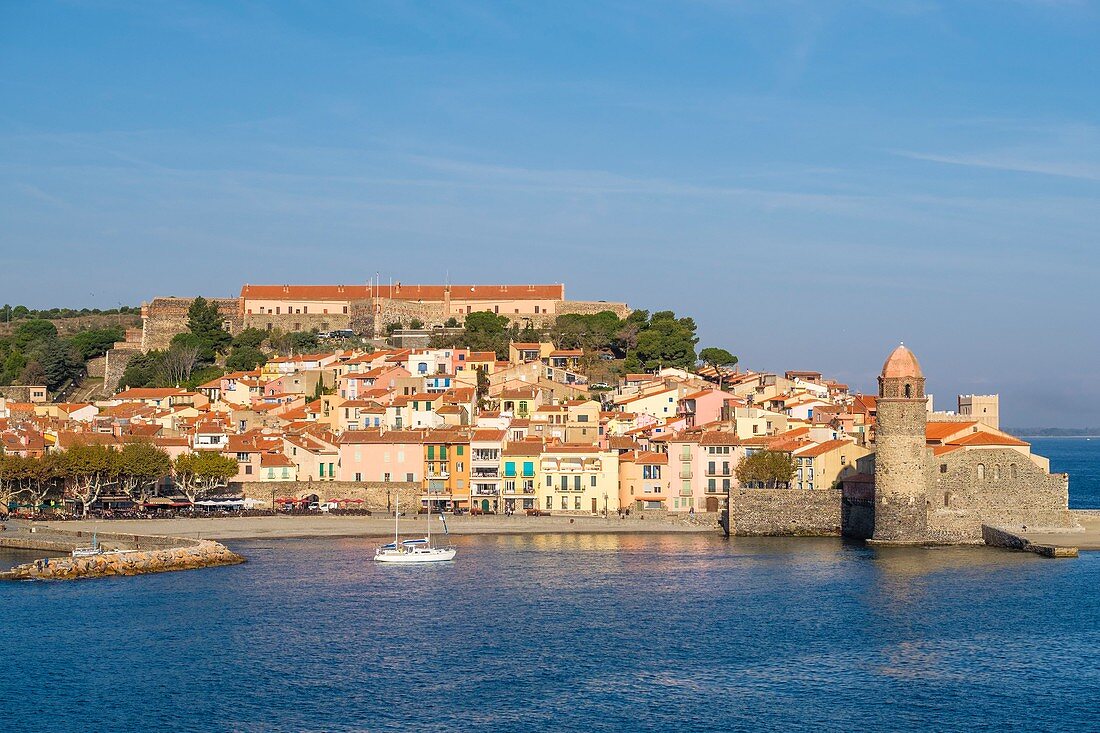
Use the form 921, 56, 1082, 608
940, 463, 948, 473
547, 496, 553, 509
245, 465, 252, 475
406, 473, 414, 482
977, 463, 986, 480
355, 472, 362, 481
590, 475, 596, 487
561, 497, 567, 510
574, 496, 581, 510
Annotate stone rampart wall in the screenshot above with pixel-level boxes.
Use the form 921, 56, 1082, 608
558, 300, 632, 318
104, 347, 140, 393
142, 297, 243, 351
727, 488, 843, 536
232, 480, 422, 510
85, 356, 106, 379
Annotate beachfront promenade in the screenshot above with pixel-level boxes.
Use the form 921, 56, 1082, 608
41, 512, 719, 541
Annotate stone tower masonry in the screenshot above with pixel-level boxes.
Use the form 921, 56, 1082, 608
872, 344, 930, 543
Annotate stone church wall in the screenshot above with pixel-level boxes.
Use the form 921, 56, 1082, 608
925, 448, 1074, 543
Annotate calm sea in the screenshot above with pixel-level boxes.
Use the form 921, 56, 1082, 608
2, 438, 1098, 732
3, 532, 1099, 733
1030, 437, 1100, 509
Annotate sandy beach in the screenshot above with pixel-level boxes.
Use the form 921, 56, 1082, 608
41, 513, 719, 541
1018, 510, 1100, 550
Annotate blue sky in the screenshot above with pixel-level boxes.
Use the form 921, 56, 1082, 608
1, 1, 1098, 426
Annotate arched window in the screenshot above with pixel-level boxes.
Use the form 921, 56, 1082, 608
994, 465, 1001, 480
1010, 464, 1018, 480
977, 463, 986, 480
904, 383, 912, 398
944, 492, 951, 508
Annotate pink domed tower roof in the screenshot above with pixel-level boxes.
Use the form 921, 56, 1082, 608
881, 343, 923, 380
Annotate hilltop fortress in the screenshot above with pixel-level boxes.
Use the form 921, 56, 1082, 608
140, 282, 630, 351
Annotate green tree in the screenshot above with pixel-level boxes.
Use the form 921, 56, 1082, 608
2, 349, 27, 386
118, 351, 164, 389
232, 327, 268, 349
13, 319, 58, 349
409, 318, 425, 330
444, 317, 460, 328
475, 365, 491, 410
173, 452, 239, 502
37, 339, 84, 390
226, 346, 267, 371
735, 451, 796, 490
698, 347, 739, 390
117, 442, 172, 501
68, 326, 125, 360
186, 296, 231, 361
625, 311, 698, 372
462, 311, 512, 358
61, 443, 120, 517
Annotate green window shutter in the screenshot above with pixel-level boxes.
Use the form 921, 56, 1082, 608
427, 445, 435, 459
457, 445, 464, 456
522, 461, 534, 477
440, 446, 447, 460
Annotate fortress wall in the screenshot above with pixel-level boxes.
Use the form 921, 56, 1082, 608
233, 480, 422, 510
103, 347, 140, 393
558, 300, 632, 319
141, 297, 243, 351
85, 356, 107, 379
244, 312, 351, 334
925, 448, 1075, 543
727, 488, 842, 536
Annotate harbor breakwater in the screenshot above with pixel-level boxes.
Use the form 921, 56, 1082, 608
0, 525, 244, 581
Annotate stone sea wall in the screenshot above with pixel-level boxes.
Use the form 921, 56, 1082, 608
727, 488, 843, 536
233, 480, 421, 510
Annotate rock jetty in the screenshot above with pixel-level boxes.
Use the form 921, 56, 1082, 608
1, 524, 244, 581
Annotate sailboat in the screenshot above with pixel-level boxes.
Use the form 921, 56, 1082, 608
374, 493, 456, 563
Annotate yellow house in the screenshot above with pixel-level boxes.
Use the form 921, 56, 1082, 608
538, 443, 620, 515
508, 341, 555, 364
259, 452, 298, 482
792, 439, 873, 490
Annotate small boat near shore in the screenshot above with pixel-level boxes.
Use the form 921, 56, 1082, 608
374, 495, 456, 563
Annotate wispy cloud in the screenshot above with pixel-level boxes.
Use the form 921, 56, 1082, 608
895, 149, 1100, 181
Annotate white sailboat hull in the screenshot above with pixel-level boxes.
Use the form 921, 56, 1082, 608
374, 547, 456, 563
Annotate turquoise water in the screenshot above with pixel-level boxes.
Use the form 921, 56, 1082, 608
2, 534, 1099, 732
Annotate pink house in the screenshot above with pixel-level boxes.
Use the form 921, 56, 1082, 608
677, 389, 733, 428
338, 428, 426, 483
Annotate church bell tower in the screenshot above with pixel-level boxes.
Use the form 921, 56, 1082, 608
872, 343, 929, 543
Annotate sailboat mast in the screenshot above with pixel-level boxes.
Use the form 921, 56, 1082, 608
394, 492, 399, 544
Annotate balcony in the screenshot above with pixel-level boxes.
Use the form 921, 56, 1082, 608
472, 469, 500, 479
679, 469, 692, 479
427, 470, 450, 480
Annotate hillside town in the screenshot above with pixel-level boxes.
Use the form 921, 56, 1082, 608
0, 283, 1050, 523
